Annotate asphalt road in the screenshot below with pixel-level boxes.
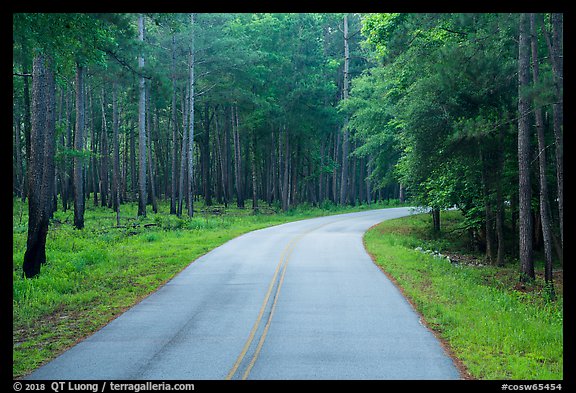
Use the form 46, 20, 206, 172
27, 207, 461, 380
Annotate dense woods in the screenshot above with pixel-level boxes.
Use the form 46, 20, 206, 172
13, 13, 563, 296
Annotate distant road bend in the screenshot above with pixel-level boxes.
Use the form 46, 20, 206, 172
28, 207, 461, 380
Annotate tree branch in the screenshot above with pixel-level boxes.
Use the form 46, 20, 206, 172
104, 49, 153, 80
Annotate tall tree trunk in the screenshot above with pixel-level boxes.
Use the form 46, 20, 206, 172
187, 13, 195, 217
251, 130, 258, 212
540, 13, 563, 249
225, 106, 233, 206
339, 14, 350, 206
112, 82, 121, 226
480, 143, 496, 264
73, 64, 85, 230
100, 88, 109, 208
23, 54, 56, 278
89, 89, 99, 207
281, 128, 290, 211
496, 126, 506, 267
214, 108, 228, 208
268, 130, 276, 205
233, 105, 244, 208
201, 103, 212, 207
178, 89, 188, 217
366, 157, 373, 205
531, 14, 555, 298
517, 13, 535, 282
170, 34, 178, 215
332, 129, 340, 203
137, 13, 147, 217
129, 122, 136, 201
61, 88, 72, 211
147, 86, 158, 213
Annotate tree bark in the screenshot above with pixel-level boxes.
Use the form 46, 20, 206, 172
531, 13, 555, 297
517, 13, 535, 282
251, 130, 259, 212
214, 108, 229, 208
89, 89, 99, 207
233, 105, 244, 208
23, 54, 56, 278
100, 88, 109, 208
170, 34, 178, 215
432, 207, 441, 234
146, 86, 158, 213
178, 88, 188, 217
496, 126, 506, 267
281, 128, 290, 211
540, 13, 563, 249
480, 143, 496, 264
73, 64, 85, 230
187, 13, 196, 217
201, 103, 213, 207
332, 128, 340, 203
137, 13, 147, 217
339, 14, 350, 205
112, 82, 121, 226
225, 106, 234, 206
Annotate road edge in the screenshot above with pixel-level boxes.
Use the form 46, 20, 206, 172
362, 221, 474, 381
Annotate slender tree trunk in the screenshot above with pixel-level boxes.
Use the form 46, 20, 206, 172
339, 14, 351, 206
366, 157, 373, 205
214, 108, 228, 208
100, 88, 109, 208
137, 13, 147, 217
147, 86, 158, 213
225, 106, 233, 206
531, 14, 555, 297
23, 54, 56, 278
251, 130, 258, 212
496, 127, 506, 267
432, 207, 441, 234
73, 64, 85, 229
88, 89, 99, 207
281, 128, 290, 211
540, 14, 563, 249
178, 89, 188, 217
170, 35, 178, 215
233, 105, 244, 208
201, 103, 212, 206
332, 129, 340, 203
112, 82, 121, 226
187, 13, 196, 217
61, 88, 72, 211
517, 13, 535, 282
269, 130, 277, 205
129, 122, 136, 201
480, 144, 496, 264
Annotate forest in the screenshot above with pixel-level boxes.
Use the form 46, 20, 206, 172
13, 13, 563, 296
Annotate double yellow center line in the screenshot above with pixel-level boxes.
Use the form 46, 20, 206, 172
225, 219, 343, 380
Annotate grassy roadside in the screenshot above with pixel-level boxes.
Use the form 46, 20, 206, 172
12, 197, 402, 378
363, 210, 563, 380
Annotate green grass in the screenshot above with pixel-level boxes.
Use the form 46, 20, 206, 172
13, 196, 404, 378
363, 211, 563, 380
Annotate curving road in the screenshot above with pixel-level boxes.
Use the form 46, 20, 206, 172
27, 207, 461, 380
